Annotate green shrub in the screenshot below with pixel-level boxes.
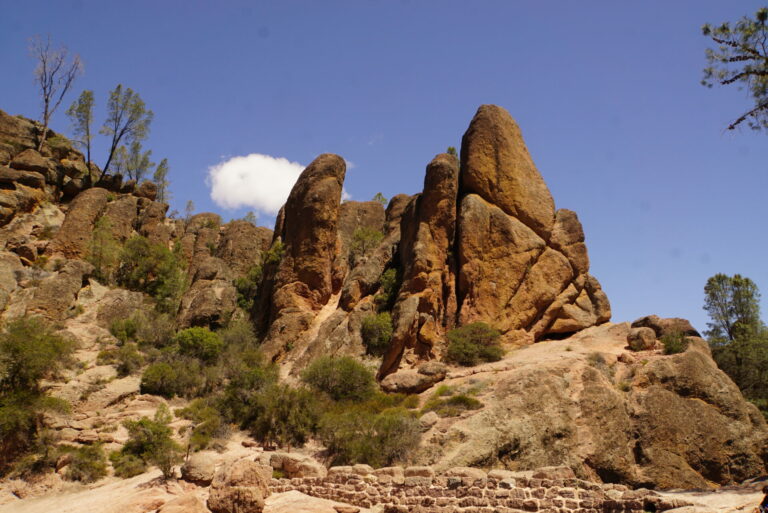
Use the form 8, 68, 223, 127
0, 318, 74, 472
174, 327, 223, 364
140, 362, 177, 397
361, 312, 392, 356
116, 343, 144, 376
444, 323, 504, 366
116, 236, 187, 312
121, 405, 182, 479
374, 267, 401, 311
662, 332, 690, 355
301, 356, 376, 402
421, 393, 483, 417
88, 216, 120, 283
176, 399, 226, 451
109, 451, 146, 478
263, 240, 284, 266
245, 384, 319, 449
319, 406, 420, 467
110, 318, 138, 344
135, 311, 176, 348
63, 444, 107, 483
349, 227, 384, 266
234, 265, 263, 310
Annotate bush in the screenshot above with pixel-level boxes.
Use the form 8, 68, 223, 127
174, 327, 223, 364
421, 386, 483, 417
109, 451, 146, 478
134, 310, 176, 348
0, 317, 74, 473
234, 265, 263, 310
63, 444, 107, 483
245, 384, 319, 449
140, 362, 177, 397
117, 236, 187, 312
374, 267, 400, 311
176, 399, 227, 451
319, 406, 420, 467
110, 318, 138, 344
116, 343, 144, 376
301, 356, 376, 402
361, 312, 392, 356
120, 405, 182, 479
662, 332, 690, 355
444, 323, 504, 366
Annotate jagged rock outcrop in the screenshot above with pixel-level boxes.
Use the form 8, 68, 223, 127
381, 154, 459, 375
382, 105, 610, 376
258, 154, 346, 361
207, 459, 271, 513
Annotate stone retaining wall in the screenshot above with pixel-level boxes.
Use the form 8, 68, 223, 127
269, 466, 689, 513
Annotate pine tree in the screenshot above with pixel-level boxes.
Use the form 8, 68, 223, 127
65, 90, 94, 166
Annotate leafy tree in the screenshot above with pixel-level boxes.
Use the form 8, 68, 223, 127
301, 356, 376, 402
29, 35, 83, 151
446, 146, 458, 157
702, 7, 768, 130
703, 273, 768, 417
100, 84, 153, 175
234, 265, 263, 310
87, 216, 120, 283
153, 158, 170, 203
120, 405, 182, 479
65, 90, 94, 166
374, 267, 401, 311
176, 398, 226, 451
704, 273, 762, 343
116, 236, 187, 312
185, 200, 195, 224
120, 140, 154, 182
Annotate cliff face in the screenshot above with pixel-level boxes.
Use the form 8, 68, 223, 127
0, 105, 765, 491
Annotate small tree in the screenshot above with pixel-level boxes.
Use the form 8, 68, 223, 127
88, 216, 120, 283
65, 90, 94, 166
349, 227, 384, 267
121, 405, 182, 479
100, 85, 153, 175
174, 327, 223, 364
185, 200, 195, 224
243, 211, 258, 225
372, 192, 387, 205
121, 140, 154, 182
702, 8, 768, 130
30, 35, 83, 151
153, 158, 170, 203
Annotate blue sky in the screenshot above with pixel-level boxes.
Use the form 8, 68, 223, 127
2, 1, 766, 333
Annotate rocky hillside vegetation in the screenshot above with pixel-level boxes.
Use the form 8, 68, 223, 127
0, 105, 766, 511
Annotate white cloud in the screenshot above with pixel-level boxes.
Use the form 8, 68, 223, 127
208, 153, 351, 215
208, 153, 305, 215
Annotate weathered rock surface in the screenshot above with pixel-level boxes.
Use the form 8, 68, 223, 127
46, 188, 110, 258
157, 494, 210, 513
381, 154, 458, 375
181, 452, 216, 485
632, 315, 701, 338
178, 279, 237, 329
417, 322, 768, 489
26, 260, 92, 321
217, 220, 273, 277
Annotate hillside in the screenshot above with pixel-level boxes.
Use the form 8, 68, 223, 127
0, 104, 766, 512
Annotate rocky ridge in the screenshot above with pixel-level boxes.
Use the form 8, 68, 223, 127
0, 103, 766, 511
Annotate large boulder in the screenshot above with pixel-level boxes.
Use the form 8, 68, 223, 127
259, 154, 346, 360
417, 323, 768, 489
207, 459, 271, 513
102, 195, 139, 242
181, 452, 216, 485
26, 259, 92, 321
632, 315, 701, 338
46, 188, 110, 258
